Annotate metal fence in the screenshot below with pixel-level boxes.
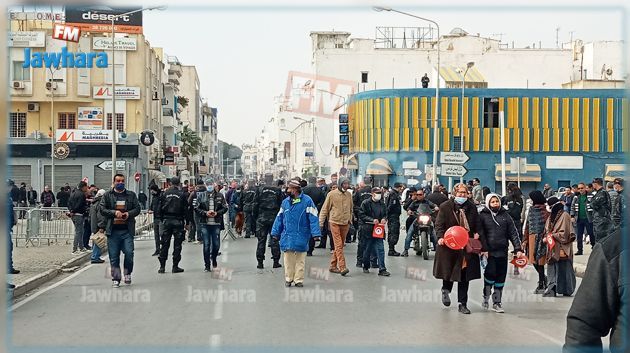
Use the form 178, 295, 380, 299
11, 207, 154, 247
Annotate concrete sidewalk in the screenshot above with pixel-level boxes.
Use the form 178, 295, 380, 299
572, 242, 593, 278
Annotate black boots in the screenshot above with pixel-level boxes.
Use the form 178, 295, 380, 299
257, 260, 264, 269
273, 260, 282, 268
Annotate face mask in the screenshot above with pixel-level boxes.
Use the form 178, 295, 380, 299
454, 197, 467, 205
115, 183, 125, 191
373, 194, 382, 201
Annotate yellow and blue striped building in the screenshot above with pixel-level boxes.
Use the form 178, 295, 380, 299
347, 88, 627, 190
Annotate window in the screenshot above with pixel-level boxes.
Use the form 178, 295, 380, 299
13, 61, 30, 81
10, 112, 27, 137
58, 113, 76, 129
361, 72, 369, 83
483, 97, 500, 128
106, 113, 125, 132
335, 43, 344, 49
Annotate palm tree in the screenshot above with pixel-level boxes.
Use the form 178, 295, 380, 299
177, 125, 203, 171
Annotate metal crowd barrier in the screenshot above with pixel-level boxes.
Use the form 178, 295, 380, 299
11, 207, 153, 247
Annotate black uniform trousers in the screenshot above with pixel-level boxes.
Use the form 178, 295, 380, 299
256, 216, 280, 261
159, 218, 185, 267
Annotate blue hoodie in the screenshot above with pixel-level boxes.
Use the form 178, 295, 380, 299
271, 192, 321, 252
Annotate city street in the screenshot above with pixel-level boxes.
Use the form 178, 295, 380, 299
9, 235, 576, 351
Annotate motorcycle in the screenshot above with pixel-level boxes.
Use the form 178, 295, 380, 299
412, 203, 435, 260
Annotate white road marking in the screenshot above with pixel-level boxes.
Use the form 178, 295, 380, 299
221, 241, 228, 263
209, 334, 221, 349
528, 328, 564, 345
10, 263, 94, 312
213, 286, 224, 320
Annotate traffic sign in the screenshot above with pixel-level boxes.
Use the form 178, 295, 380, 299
97, 160, 125, 171
440, 164, 468, 177
440, 152, 470, 165
404, 169, 422, 177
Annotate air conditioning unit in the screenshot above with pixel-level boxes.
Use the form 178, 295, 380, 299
27, 103, 40, 112
45, 81, 58, 90
161, 97, 169, 106
12, 81, 25, 89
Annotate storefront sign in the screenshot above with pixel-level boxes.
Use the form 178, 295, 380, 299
65, 6, 143, 34
9, 12, 65, 21
56, 129, 112, 143
92, 37, 137, 51
93, 86, 141, 100
77, 107, 104, 130
8, 31, 46, 47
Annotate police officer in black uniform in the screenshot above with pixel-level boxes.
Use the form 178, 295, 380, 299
386, 182, 404, 256
158, 177, 188, 274
303, 176, 326, 256
354, 176, 378, 268
590, 177, 613, 242
240, 180, 258, 238
255, 180, 284, 269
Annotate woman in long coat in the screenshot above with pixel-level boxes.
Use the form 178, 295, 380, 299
522, 190, 550, 294
433, 183, 483, 314
543, 197, 576, 297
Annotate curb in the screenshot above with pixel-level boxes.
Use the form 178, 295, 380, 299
574, 263, 587, 278
12, 252, 92, 298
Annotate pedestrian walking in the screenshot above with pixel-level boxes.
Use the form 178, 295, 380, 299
471, 178, 483, 205
188, 179, 207, 243
320, 177, 353, 276
353, 176, 375, 263
543, 197, 576, 297
523, 190, 550, 294
478, 193, 523, 313
570, 183, 594, 255
502, 182, 524, 275
89, 189, 107, 264
232, 184, 245, 235
543, 184, 555, 198
158, 177, 188, 274
385, 182, 404, 256
68, 181, 89, 254
240, 180, 258, 238
98, 174, 141, 287
255, 180, 283, 269
358, 187, 391, 276
195, 182, 228, 272
427, 184, 449, 207
433, 183, 482, 315
271, 179, 321, 287
590, 178, 613, 243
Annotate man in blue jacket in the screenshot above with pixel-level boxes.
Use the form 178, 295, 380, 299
272, 179, 321, 287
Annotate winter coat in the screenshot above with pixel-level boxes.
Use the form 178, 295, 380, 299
502, 193, 524, 226
386, 189, 402, 222
591, 188, 613, 240
90, 194, 105, 234
523, 204, 550, 265
303, 185, 326, 211
319, 188, 353, 226
545, 210, 575, 264
433, 198, 482, 282
352, 186, 373, 216
41, 190, 55, 206
149, 191, 162, 219
358, 198, 387, 239
612, 190, 626, 228
271, 193, 321, 252
564, 227, 628, 353
67, 189, 88, 215
194, 190, 228, 230
427, 192, 449, 207
478, 195, 522, 258
97, 189, 141, 237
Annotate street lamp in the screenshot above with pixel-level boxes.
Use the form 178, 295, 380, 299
373, 6, 441, 188
294, 116, 316, 175
110, 5, 166, 181
457, 61, 474, 183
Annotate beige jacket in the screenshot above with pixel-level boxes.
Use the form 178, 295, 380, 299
319, 189, 353, 226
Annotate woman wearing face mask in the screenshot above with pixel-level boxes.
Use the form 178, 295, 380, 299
477, 193, 523, 313
522, 190, 550, 294
543, 197, 576, 297
357, 187, 391, 276
433, 183, 482, 314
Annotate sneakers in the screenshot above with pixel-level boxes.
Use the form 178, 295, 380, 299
575, 250, 583, 255
8, 269, 20, 274
306, 252, 313, 257
492, 303, 505, 313
112, 280, 121, 288
294, 282, 304, 287
513, 267, 520, 276
71, 250, 81, 255
401, 250, 409, 257
124, 275, 131, 285
362, 268, 370, 274
151, 251, 160, 256
388, 250, 401, 257
340, 269, 350, 276
172, 266, 184, 273
257, 261, 264, 269
330, 268, 341, 274
458, 304, 471, 314
534, 281, 546, 294
272, 261, 282, 269
482, 296, 489, 310
441, 289, 451, 307
80, 248, 89, 253
355, 262, 362, 268
285, 281, 292, 287
91, 259, 105, 264
158, 267, 166, 274
378, 270, 391, 277
204, 266, 212, 272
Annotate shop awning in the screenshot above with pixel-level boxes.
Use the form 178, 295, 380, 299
367, 158, 394, 175
495, 164, 542, 182
346, 153, 359, 170
605, 164, 626, 182
439, 66, 486, 84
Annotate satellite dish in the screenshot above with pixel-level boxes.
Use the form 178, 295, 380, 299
606, 68, 613, 76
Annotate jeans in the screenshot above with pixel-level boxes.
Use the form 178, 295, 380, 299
575, 218, 594, 252
8, 232, 15, 271
200, 224, 221, 268
363, 237, 386, 271
404, 224, 415, 250
83, 218, 92, 248
91, 244, 102, 261
107, 228, 134, 281
72, 215, 86, 251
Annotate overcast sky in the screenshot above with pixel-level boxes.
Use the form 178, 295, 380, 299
19, 0, 627, 146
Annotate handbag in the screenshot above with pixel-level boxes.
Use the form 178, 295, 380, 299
90, 232, 108, 252
465, 238, 483, 254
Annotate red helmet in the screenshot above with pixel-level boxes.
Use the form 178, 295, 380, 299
443, 226, 469, 250
511, 254, 528, 268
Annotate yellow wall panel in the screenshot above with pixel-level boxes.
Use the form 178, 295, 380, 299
593, 98, 600, 152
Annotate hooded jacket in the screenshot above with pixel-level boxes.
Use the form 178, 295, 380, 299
478, 193, 522, 257
90, 190, 106, 234
319, 177, 354, 226
271, 192, 321, 252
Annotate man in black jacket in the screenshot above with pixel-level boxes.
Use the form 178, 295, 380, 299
26, 185, 38, 207
148, 184, 162, 256
57, 186, 71, 208
98, 174, 141, 287
68, 181, 89, 254
591, 178, 613, 243
303, 176, 326, 256
402, 189, 438, 257
195, 182, 228, 271
158, 177, 188, 274
354, 177, 375, 266
17, 182, 27, 219
564, 227, 627, 353
255, 181, 284, 268
240, 180, 258, 238
358, 187, 390, 276
427, 184, 449, 207
386, 182, 404, 256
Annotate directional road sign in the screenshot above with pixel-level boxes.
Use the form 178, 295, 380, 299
440, 164, 468, 177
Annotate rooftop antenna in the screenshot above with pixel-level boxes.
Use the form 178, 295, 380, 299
491, 33, 506, 42
556, 27, 560, 48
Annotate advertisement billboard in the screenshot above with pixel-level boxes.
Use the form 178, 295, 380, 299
65, 6, 143, 34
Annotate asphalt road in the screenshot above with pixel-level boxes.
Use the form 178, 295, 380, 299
8, 233, 577, 353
